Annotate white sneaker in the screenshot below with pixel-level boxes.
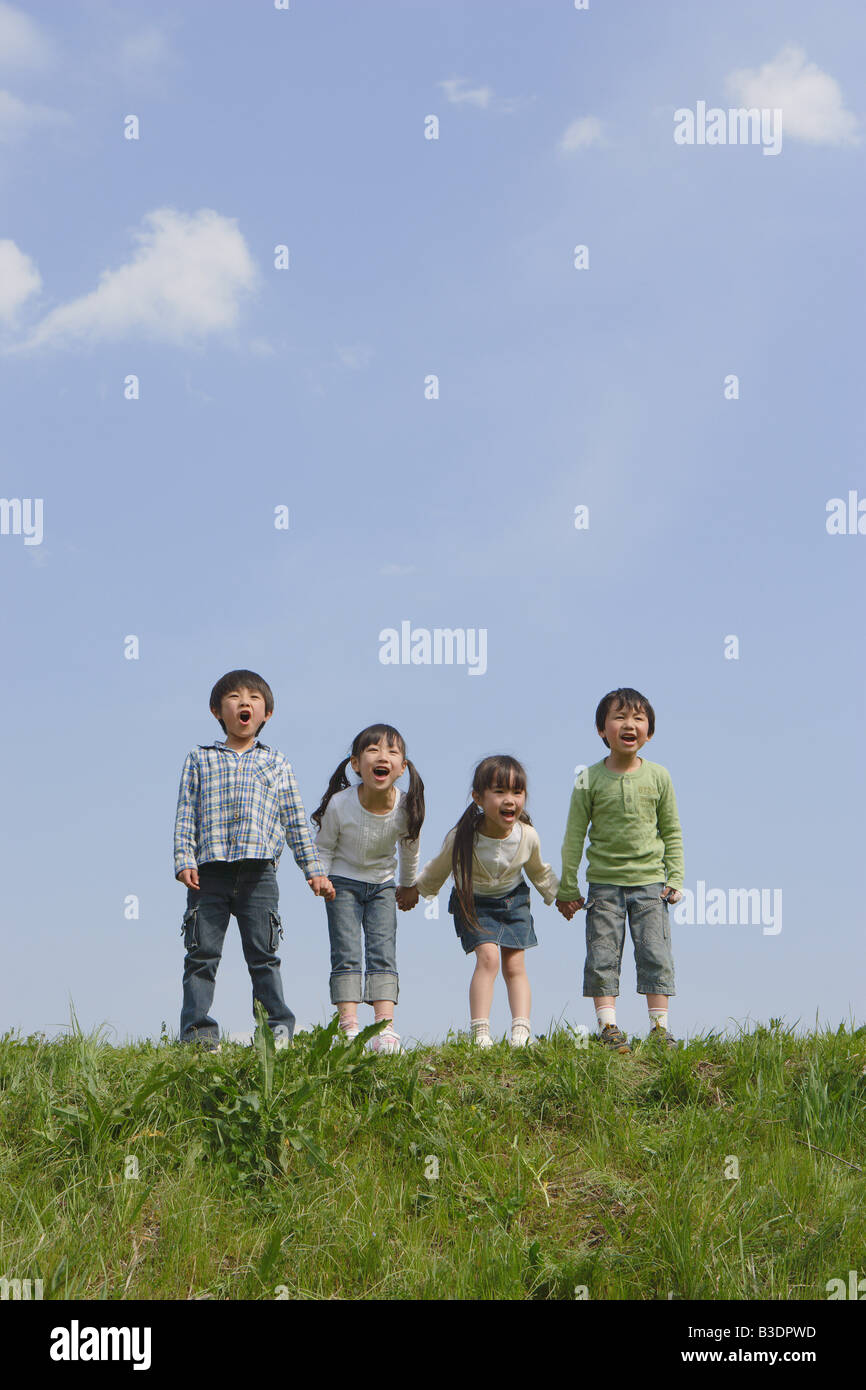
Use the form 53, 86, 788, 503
510, 1025, 532, 1048
473, 1033, 493, 1048
336, 1027, 360, 1045
370, 1027, 403, 1054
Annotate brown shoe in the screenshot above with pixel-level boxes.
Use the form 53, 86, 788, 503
648, 1020, 680, 1050
598, 1023, 631, 1055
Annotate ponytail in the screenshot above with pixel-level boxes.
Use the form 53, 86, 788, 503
451, 803, 484, 930
401, 759, 425, 843
310, 757, 351, 830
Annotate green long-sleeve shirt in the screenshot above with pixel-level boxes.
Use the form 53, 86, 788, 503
557, 758, 684, 900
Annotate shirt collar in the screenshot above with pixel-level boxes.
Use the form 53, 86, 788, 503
202, 739, 270, 752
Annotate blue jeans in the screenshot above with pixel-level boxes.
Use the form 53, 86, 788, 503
180, 858, 295, 1044
325, 876, 399, 1004
583, 881, 676, 997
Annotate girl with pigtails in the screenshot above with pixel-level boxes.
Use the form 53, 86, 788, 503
399, 755, 559, 1048
311, 724, 424, 1054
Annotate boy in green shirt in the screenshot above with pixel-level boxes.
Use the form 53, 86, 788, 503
556, 687, 684, 1053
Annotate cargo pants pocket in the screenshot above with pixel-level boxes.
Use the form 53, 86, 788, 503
268, 911, 283, 952
181, 907, 199, 950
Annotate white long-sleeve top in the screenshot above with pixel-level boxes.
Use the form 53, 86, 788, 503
415, 821, 560, 903
315, 786, 420, 886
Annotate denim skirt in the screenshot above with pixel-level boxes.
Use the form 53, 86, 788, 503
448, 880, 537, 955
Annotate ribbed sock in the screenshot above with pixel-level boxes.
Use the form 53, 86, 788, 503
596, 1005, 617, 1031
470, 1018, 490, 1042
511, 1016, 531, 1047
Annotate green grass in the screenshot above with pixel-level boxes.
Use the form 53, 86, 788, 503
1, 1013, 864, 1300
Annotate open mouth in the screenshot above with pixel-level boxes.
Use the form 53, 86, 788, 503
239, 711, 251, 725
373, 765, 390, 781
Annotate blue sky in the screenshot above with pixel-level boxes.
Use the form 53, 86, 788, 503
1, 0, 863, 1045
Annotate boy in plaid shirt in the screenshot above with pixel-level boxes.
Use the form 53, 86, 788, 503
174, 669, 333, 1049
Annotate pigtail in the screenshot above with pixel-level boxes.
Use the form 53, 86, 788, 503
451, 803, 483, 930
310, 757, 352, 830
401, 759, 425, 843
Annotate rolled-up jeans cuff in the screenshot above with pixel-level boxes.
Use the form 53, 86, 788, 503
583, 980, 620, 997
330, 971, 363, 1003
362, 972, 399, 1004
637, 979, 676, 996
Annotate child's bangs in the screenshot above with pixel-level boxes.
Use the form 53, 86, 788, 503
356, 724, 406, 757
478, 756, 527, 794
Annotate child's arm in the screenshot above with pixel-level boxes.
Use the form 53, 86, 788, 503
657, 772, 684, 896
396, 830, 421, 891
314, 798, 340, 880
277, 760, 334, 898
523, 828, 560, 904
556, 782, 590, 912
413, 830, 457, 902
174, 753, 200, 887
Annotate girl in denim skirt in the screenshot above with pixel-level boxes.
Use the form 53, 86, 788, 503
400, 755, 559, 1047
312, 725, 424, 1053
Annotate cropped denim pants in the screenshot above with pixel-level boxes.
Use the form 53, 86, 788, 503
180, 858, 295, 1044
325, 875, 399, 1004
583, 881, 676, 997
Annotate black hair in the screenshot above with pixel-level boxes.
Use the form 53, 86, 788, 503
451, 755, 532, 931
311, 724, 425, 843
595, 687, 656, 748
209, 669, 274, 737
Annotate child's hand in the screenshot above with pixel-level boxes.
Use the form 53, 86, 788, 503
177, 868, 200, 890
556, 898, 583, 920
660, 886, 681, 905
308, 875, 336, 901
396, 885, 419, 911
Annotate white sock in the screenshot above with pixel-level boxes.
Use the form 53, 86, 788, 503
648, 1008, 669, 1031
511, 1016, 531, 1046
470, 1018, 490, 1041
596, 1005, 617, 1031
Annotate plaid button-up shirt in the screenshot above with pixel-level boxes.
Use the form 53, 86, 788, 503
174, 740, 324, 880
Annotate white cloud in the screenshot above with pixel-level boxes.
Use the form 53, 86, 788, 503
337, 344, 374, 370
116, 25, 179, 84
0, 238, 41, 320
0, 2, 53, 71
0, 87, 67, 143
558, 116, 604, 153
14, 207, 260, 352
438, 78, 494, 110
726, 43, 859, 146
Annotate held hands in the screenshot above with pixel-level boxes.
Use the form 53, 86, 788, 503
396, 885, 419, 911
177, 868, 200, 890
556, 897, 585, 921
308, 875, 336, 901
660, 886, 682, 905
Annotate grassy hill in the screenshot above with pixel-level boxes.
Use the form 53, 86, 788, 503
0, 1016, 863, 1300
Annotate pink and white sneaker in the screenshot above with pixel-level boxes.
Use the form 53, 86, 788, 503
370, 1026, 403, 1055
